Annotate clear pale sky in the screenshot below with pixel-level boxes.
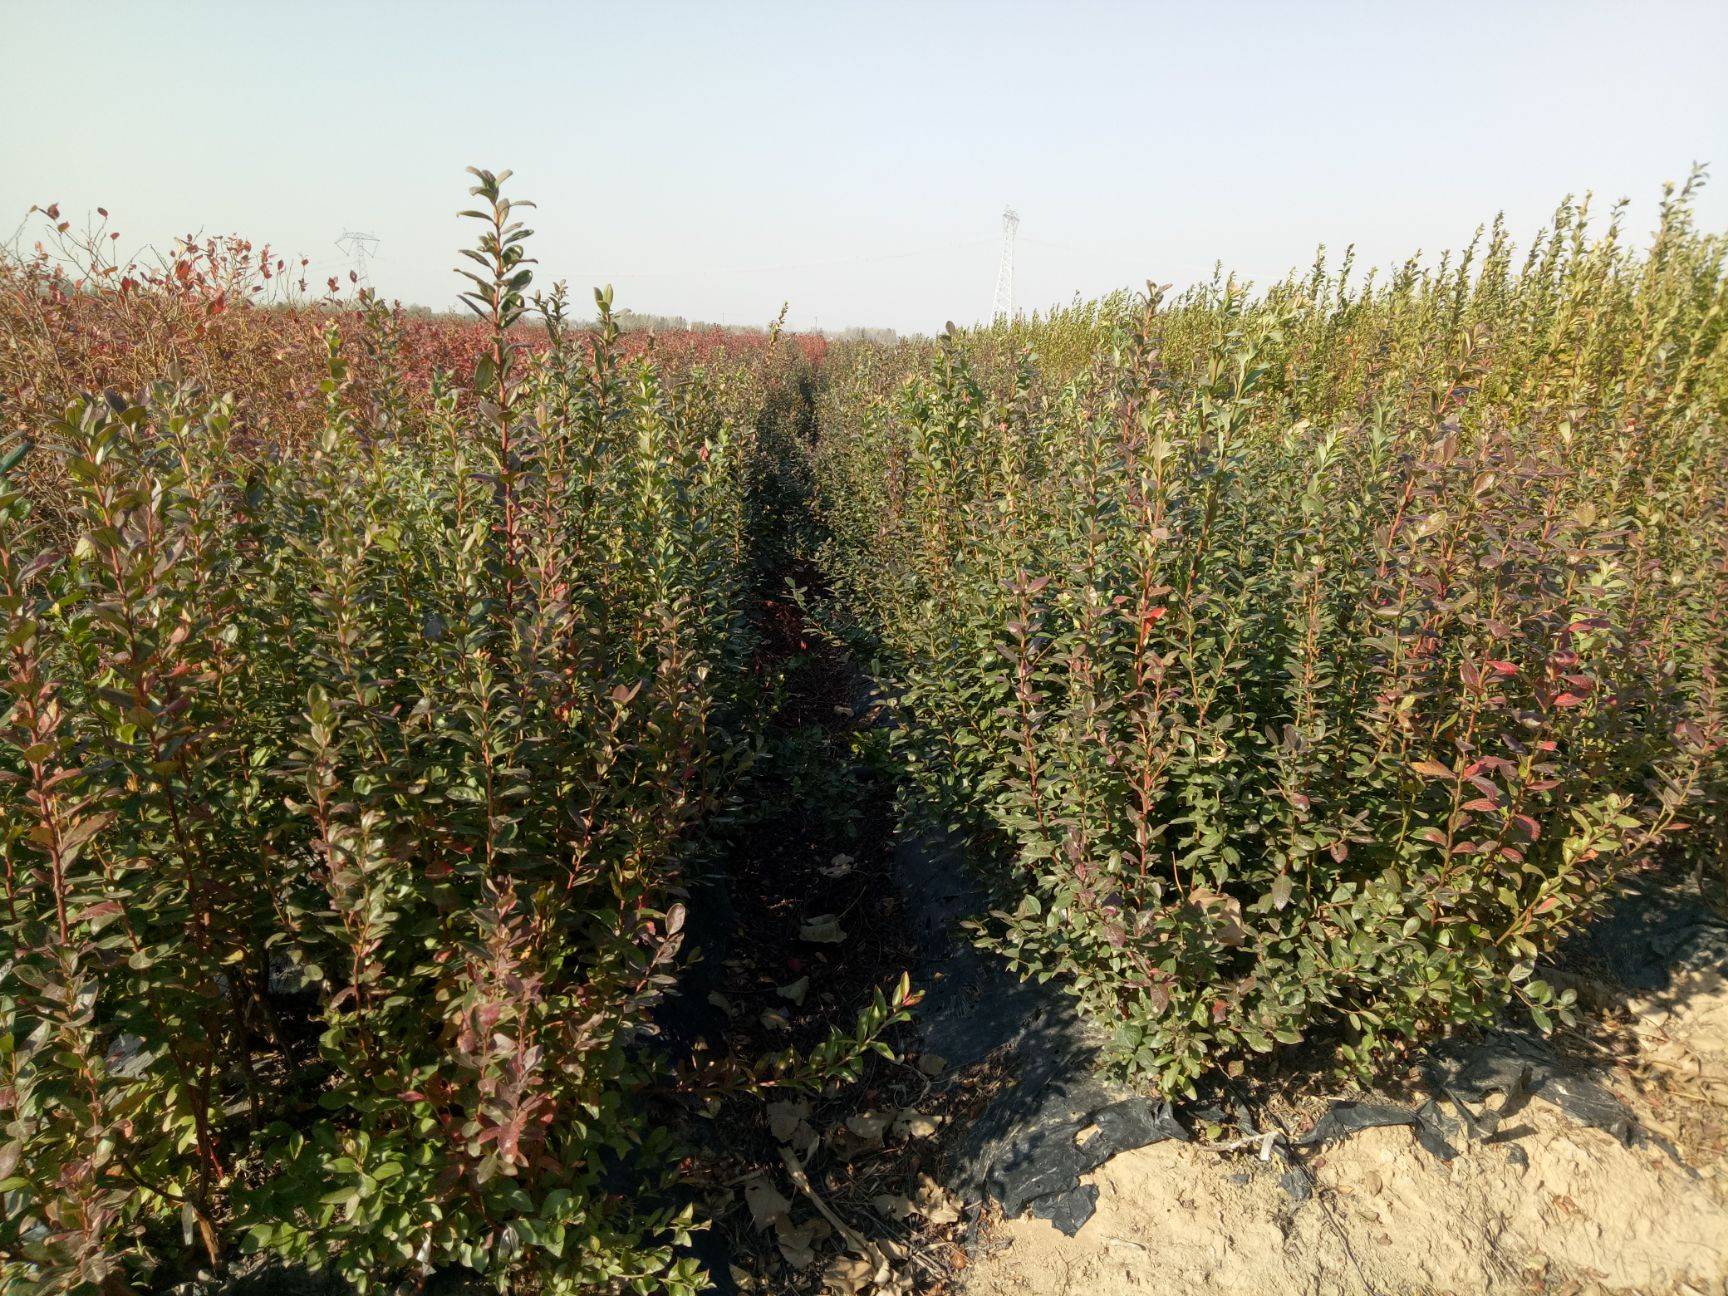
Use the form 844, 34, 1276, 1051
4, 1, 1726, 334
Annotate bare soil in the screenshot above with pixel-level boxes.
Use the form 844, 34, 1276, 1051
958, 959, 1728, 1296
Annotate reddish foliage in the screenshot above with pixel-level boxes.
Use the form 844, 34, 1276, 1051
2, 207, 826, 455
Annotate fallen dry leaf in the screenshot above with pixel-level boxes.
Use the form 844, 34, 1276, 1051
800, 914, 847, 944
870, 1192, 914, 1221
892, 1107, 940, 1140
914, 1173, 962, 1225
767, 1098, 811, 1143
775, 1214, 831, 1270
846, 1110, 892, 1143
821, 1251, 878, 1295
744, 1174, 792, 1230
915, 1051, 948, 1077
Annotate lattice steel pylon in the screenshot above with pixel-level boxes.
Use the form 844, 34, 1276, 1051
991, 206, 1019, 322
336, 230, 380, 285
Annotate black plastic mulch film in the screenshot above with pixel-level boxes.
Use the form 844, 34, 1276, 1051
898, 832, 1721, 1238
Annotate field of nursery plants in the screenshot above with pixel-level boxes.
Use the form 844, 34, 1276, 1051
3, 165, 1728, 1296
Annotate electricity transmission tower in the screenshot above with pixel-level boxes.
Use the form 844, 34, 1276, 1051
991, 206, 1019, 322
336, 230, 381, 285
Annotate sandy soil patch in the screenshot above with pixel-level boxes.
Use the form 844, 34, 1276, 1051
961, 975, 1728, 1296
